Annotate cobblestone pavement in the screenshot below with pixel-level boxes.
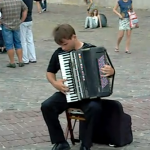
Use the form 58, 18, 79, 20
0, 3, 150, 150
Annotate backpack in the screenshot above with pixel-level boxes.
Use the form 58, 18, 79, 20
80, 99, 133, 147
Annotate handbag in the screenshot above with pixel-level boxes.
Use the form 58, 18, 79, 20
128, 11, 139, 29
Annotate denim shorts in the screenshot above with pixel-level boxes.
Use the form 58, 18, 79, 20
2, 25, 22, 50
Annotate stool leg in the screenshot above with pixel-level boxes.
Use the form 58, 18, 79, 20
73, 119, 80, 143
72, 119, 77, 130
65, 112, 75, 145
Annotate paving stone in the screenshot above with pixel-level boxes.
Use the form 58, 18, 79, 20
0, 3, 150, 150
0, 136, 6, 142
31, 137, 44, 143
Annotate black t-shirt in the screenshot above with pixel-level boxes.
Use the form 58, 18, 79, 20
47, 42, 96, 73
22, 0, 33, 22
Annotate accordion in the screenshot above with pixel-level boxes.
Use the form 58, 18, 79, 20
58, 47, 114, 103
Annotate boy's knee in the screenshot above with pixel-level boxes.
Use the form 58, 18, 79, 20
87, 101, 102, 113
41, 101, 47, 112
41, 98, 53, 112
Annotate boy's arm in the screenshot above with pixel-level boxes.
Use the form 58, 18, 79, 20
46, 72, 57, 86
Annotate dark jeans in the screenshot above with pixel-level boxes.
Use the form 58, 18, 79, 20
40, 0, 47, 10
0, 30, 4, 47
41, 92, 102, 148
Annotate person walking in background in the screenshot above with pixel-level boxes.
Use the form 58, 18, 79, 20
34, 0, 42, 14
20, 0, 37, 64
0, 0, 28, 68
84, 0, 95, 16
113, 0, 133, 54
40, 0, 47, 12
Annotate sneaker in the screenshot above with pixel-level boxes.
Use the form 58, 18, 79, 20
42, 8, 46, 12
29, 60, 37, 63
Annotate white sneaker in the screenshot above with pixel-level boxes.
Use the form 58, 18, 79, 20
42, 8, 46, 12
109, 144, 115, 147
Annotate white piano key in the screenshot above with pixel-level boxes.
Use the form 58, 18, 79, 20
58, 53, 81, 103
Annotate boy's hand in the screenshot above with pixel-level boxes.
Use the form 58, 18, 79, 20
53, 79, 69, 94
101, 65, 115, 77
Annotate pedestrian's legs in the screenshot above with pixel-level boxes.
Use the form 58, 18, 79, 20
116, 30, 124, 50
36, 2, 42, 13
6, 49, 15, 64
2, 25, 15, 67
0, 30, 4, 47
26, 21, 36, 62
40, 0, 44, 10
44, 0, 47, 10
20, 22, 29, 63
13, 29, 24, 67
125, 29, 132, 52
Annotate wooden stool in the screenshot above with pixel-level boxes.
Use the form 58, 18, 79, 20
65, 108, 86, 145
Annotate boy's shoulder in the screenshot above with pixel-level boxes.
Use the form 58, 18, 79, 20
52, 42, 96, 55
82, 42, 96, 48
54, 47, 64, 55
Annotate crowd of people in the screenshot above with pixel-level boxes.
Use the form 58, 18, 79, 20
0, 0, 36, 68
0, 0, 132, 69
84, 0, 133, 53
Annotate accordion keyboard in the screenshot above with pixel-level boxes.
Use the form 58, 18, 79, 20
58, 53, 80, 102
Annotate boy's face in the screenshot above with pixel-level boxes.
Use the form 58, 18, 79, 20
59, 35, 76, 52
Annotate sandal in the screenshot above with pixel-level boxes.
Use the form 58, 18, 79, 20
125, 51, 131, 54
7, 63, 16, 68
18, 62, 25, 67
115, 48, 119, 52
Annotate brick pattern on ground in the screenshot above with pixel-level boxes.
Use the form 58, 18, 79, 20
0, 97, 150, 149
0, 110, 49, 148
1, 3, 150, 150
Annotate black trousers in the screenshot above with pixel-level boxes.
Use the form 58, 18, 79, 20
41, 92, 102, 148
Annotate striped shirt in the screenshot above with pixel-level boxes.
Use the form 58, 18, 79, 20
0, 0, 28, 30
